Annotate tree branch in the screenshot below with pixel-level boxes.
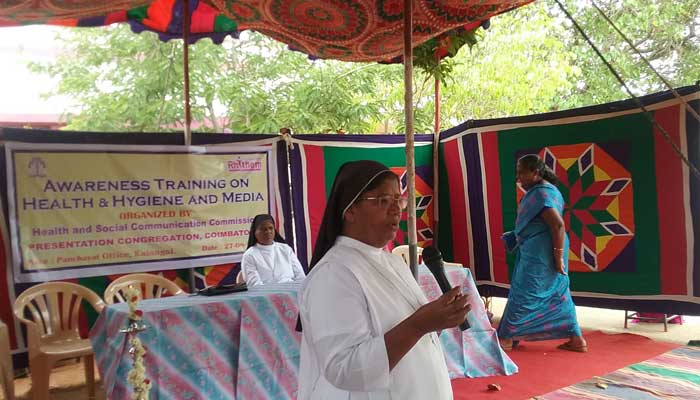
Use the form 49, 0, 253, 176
154, 46, 178, 132
207, 100, 220, 133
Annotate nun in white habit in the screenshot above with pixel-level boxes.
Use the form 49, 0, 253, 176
298, 160, 470, 400
241, 214, 305, 286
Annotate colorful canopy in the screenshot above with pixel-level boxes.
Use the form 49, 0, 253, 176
0, 0, 532, 62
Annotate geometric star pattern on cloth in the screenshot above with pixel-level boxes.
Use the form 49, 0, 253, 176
392, 167, 434, 249
516, 143, 634, 273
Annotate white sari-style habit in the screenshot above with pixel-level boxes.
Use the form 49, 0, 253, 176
241, 242, 306, 286
298, 236, 452, 400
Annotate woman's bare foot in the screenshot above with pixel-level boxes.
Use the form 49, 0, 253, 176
499, 338, 513, 351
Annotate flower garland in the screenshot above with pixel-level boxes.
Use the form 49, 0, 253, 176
127, 336, 150, 400
120, 285, 151, 400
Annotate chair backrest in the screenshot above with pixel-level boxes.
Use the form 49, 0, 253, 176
13, 282, 105, 353
104, 273, 186, 305
391, 245, 424, 265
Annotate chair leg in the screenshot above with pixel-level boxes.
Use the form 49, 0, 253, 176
84, 354, 96, 399
624, 310, 629, 329
1, 355, 15, 400
663, 314, 668, 332
29, 358, 52, 400
482, 296, 492, 311
0, 323, 14, 400
1, 363, 16, 400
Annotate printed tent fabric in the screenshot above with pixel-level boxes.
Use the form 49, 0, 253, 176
438, 86, 700, 315
0, 0, 533, 62
288, 134, 437, 268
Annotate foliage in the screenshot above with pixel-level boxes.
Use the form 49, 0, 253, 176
30, 26, 188, 132
30, 27, 405, 134
549, 0, 700, 108
413, 28, 482, 86
414, 1, 580, 127
28, 0, 699, 134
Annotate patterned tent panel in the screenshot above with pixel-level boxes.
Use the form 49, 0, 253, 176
287, 134, 436, 267
0, 0, 241, 44
0, 0, 533, 61
438, 86, 700, 314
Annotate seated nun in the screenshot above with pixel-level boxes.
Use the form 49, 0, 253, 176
241, 214, 306, 287
297, 160, 470, 399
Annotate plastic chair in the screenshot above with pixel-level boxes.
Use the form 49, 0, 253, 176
391, 245, 424, 265
0, 319, 15, 400
13, 282, 105, 400
103, 273, 186, 305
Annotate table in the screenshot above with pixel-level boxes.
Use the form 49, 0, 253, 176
90, 266, 517, 399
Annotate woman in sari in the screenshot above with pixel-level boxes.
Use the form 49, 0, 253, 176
497, 154, 587, 352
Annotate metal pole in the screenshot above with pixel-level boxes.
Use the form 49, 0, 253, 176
403, 0, 418, 279
183, 0, 196, 291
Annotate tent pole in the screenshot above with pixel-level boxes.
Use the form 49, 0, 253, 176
434, 75, 440, 134
183, 0, 196, 292
404, 0, 418, 279
432, 69, 440, 249
183, 0, 192, 147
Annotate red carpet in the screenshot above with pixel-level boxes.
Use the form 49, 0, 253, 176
452, 330, 679, 400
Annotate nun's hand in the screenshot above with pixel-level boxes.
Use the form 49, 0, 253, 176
409, 286, 470, 334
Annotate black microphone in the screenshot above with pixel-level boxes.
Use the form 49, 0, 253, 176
422, 246, 470, 330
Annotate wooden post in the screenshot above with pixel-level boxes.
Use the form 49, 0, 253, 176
404, 0, 418, 279
432, 71, 440, 248
434, 76, 441, 134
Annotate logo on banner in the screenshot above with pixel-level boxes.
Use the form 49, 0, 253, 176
28, 157, 47, 177
227, 157, 263, 172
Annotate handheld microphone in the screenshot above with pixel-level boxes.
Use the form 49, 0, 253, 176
422, 246, 470, 330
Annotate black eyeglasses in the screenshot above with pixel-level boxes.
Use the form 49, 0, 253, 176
357, 194, 409, 210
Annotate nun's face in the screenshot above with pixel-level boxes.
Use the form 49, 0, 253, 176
345, 177, 403, 248
254, 220, 276, 245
